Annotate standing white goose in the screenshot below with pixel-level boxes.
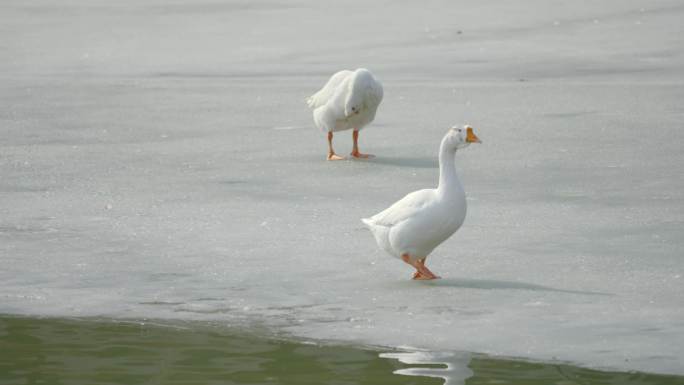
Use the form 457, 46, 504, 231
362, 126, 481, 280
307, 68, 383, 160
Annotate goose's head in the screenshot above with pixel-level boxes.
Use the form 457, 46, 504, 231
445, 125, 482, 149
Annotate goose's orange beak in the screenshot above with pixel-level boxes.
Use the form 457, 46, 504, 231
466, 127, 481, 143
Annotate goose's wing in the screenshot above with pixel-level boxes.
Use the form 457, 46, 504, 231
307, 70, 353, 109
367, 189, 435, 228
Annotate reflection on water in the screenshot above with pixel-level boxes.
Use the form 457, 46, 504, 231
380, 351, 473, 385
1, 316, 682, 385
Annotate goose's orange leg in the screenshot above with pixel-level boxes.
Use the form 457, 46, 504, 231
327, 132, 344, 160
416, 257, 440, 280
350, 130, 374, 159
402, 254, 440, 280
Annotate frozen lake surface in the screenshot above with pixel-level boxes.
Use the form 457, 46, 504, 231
2, 0, 683, 376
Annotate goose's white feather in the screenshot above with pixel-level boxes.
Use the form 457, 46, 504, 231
363, 189, 434, 228
362, 128, 476, 262
307, 68, 383, 133
306, 70, 353, 109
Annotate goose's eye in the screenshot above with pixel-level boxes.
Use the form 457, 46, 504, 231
458, 129, 462, 132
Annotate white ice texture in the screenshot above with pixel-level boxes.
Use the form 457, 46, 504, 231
1, 0, 683, 376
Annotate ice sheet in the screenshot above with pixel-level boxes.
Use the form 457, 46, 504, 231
1, 0, 683, 376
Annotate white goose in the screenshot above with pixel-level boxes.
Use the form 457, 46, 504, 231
307, 68, 383, 160
362, 126, 481, 280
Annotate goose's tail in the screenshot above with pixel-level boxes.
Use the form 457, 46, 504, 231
306, 93, 320, 109
361, 218, 374, 229
361, 217, 395, 258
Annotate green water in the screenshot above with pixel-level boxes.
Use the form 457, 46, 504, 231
0, 316, 681, 385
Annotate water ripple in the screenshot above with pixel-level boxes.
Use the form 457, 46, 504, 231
380, 350, 474, 385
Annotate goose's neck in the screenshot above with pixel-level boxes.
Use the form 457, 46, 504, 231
437, 140, 462, 195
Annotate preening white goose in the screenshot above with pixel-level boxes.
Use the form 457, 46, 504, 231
362, 126, 481, 280
307, 68, 383, 160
